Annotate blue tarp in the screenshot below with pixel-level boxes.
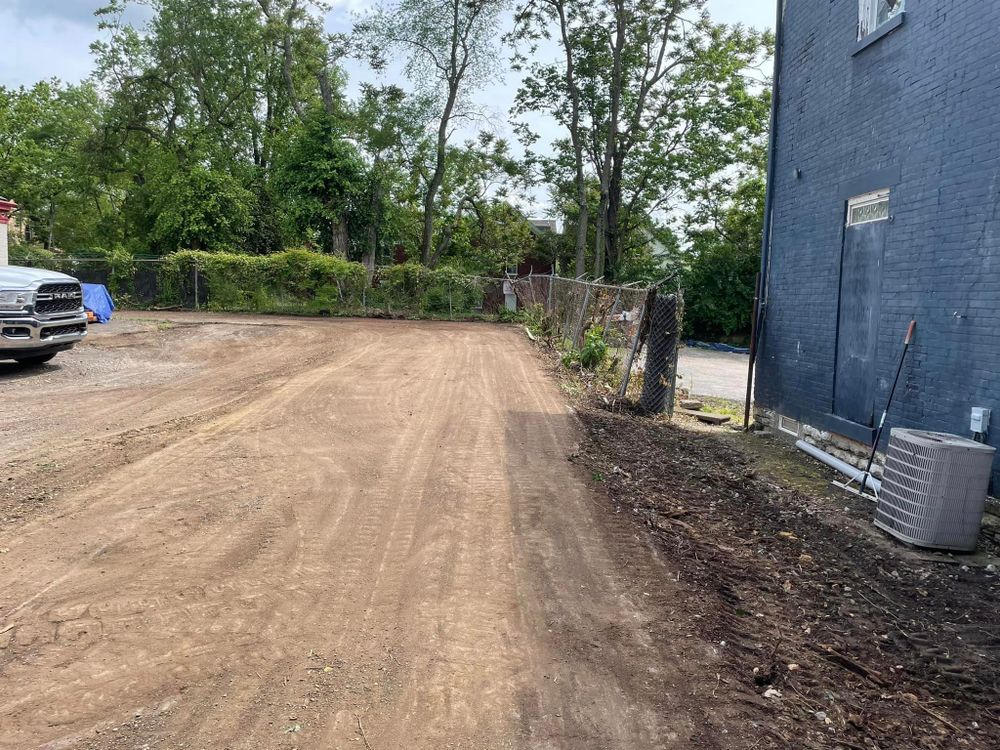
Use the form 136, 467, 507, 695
685, 339, 750, 355
82, 283, 115, 323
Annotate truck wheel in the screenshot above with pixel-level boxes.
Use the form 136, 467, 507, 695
14, 353, 57, 366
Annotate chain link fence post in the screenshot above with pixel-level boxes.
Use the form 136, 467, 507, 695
193, 259, 200, 311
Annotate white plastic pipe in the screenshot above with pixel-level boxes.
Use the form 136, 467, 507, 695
796, 439, 881, 495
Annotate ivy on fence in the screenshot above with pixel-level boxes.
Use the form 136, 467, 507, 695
369, 263, 487, 317
157, 249, 367, 313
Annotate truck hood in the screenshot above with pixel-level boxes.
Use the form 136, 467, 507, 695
0, 265, 80, 288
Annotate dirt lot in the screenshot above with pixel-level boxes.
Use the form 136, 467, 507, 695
0, 313, 715, 750
1, 312, 997, 749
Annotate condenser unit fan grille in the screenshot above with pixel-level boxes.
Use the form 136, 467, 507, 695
874, 429, 995, 552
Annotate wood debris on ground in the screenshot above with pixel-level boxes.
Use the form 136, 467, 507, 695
571, 401, 1000, 749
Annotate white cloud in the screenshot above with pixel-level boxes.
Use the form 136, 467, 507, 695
4, 15, 96, 87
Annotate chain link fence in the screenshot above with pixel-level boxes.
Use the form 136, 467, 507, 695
513, 274, 682, 414
639, 290, 682, 416
9, 253, 683, 414
10, 256, 511, 318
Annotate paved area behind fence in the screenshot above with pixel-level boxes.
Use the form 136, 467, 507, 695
677, 347, 750, 402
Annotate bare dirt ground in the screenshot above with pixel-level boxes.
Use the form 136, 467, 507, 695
4, 313, 997, 750
574, 405, 1000, 750
1, 312, 730, 750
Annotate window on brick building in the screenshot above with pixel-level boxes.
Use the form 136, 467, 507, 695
858, 0, 904, 41
847, 190, 890, 227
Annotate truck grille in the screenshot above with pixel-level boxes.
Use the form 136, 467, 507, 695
40, 323, 86, 340
35, 283, 83, 314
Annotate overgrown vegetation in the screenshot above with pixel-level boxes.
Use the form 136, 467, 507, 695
157, 249, 367, 314
2, 0, 771, 337
370, 263, 484, 316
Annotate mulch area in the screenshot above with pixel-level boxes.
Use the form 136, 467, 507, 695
571, 403, 1000, 749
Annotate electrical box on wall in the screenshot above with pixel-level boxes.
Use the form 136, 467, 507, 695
971, 407, 991, 435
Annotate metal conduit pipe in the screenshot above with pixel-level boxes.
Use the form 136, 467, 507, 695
796, 440, 881, 496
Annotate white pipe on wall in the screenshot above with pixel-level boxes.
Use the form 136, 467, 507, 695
796, 439, 881, 495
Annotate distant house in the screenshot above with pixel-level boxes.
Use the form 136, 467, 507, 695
0, 198, 18, 266
517, 218, 559, 276
754, 2, 1000, 488
528, 218, 559, 235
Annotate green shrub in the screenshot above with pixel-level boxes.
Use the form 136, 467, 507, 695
579, 326, 609, 370
8, 245, 62, 271
519, 303, 558, 339
375, 262, 484, 316
157, 249, 366, 313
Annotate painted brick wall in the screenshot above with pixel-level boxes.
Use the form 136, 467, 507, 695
756, 0, 1000, 488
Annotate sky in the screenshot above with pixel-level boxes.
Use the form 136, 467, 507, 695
4, 0, 776, 89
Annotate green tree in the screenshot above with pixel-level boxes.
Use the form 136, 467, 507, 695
272, 110, 367, 257
356, 0, 507, 267
350, 84, 425, 274
0, 81, 103, 250
424, 133, 526, 267
682, 176, 763, 340
446, 200, 537, 275
90, 0, 340, 254
140, 151, 254, 252
514, 0, 771, 280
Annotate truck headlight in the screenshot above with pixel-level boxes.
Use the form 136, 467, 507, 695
0, 291, 33, 311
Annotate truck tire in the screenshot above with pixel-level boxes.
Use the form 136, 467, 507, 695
14, 353, 57, 366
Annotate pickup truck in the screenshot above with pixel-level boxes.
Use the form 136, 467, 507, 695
0, 265, 88, 365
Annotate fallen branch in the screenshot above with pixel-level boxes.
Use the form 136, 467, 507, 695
900, 693, 960, 733
812, 644, 888, 687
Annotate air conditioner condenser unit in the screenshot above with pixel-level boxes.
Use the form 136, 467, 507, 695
875, 429, 996, 552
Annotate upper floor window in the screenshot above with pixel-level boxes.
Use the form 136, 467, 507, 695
858, 0, 904, 41
847, 190, 890, 227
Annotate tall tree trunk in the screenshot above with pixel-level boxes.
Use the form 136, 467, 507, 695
281, 0, 305, 119
330, 216, 349, 258
553, 0, 588, 278
593, 197, 607, 279
606, 151, 626, 280
420, 82, 459, 267
47, 201, 56, 249
433, 199, 468, 265
595, 0, 626, 281
574, 204, 588, 278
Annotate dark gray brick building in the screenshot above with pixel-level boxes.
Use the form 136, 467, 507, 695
754, 1, 1000, 489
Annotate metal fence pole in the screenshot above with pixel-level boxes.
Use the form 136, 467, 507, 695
618, 291, 649, 398
572, 285, 591, 347
193, 261, 200, 311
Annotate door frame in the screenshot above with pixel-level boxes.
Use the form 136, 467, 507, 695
831, 188, 891, 425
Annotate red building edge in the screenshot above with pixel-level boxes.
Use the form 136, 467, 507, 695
0, 198, 17, 224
